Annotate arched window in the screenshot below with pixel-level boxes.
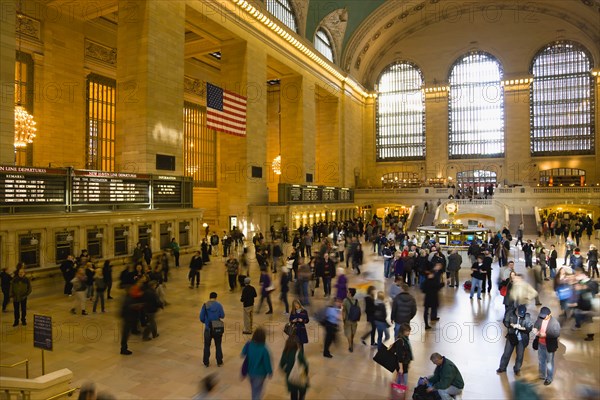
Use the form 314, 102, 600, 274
314, 28, 334, 62
266, 0, 298, 33
448, 52, 504, 159
376, 62, 425, 161
530, 41, 595, 155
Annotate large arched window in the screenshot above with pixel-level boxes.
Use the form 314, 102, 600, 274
530, 41, 595, 155
266, 0, 298, 33
448, 52, 504, 159
376, 62, 425, 161
314, 28, 334, 62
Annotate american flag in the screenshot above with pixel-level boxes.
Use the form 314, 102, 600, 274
206, 83, 247, 137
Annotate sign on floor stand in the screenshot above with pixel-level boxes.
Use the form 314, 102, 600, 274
33, 314, 53, 375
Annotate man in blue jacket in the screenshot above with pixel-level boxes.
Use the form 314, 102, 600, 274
200, 292, 225, 367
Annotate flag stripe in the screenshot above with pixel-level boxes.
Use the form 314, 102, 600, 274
206, 82, 247, 136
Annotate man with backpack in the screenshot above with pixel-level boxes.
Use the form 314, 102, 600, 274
199, 292, 225, 367
342, 288, 361, 353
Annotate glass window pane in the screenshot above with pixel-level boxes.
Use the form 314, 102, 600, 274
266, 0, 298, 33
448, 52, 505, 159
376, 62, 425, 160
184, 102, 216, 187
530, 41, 595, 156
86, 74, 116, 171
314, 29, 334, 62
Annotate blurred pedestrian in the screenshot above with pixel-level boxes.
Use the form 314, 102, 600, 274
11, 268, 31, 326
279, 335, 309, 400
241, 327, 273, 400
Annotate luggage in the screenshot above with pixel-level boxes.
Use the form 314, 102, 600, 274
463, 280, 472, 291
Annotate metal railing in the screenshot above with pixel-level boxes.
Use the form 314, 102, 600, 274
0, 359, 29, 379
45, 387, 78, 400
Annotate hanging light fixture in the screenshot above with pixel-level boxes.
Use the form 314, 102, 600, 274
271, 154, 281, 175
14, 2, 37, 149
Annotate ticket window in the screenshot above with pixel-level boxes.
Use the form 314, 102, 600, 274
114, 227, 129, 256
87, 229, 103, 259
160, 223, 171, 250
19, 233, 40, 268
179, 221, 190, 246
138, 225, 151, 248
55, 231, 74, 263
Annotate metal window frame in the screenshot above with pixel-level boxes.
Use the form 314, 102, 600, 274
184, 101, 217, 188
266, 0, 299, 33
375, 61, 426, 162
86, 73, 116, 171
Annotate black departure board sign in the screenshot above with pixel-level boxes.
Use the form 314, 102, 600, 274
0, 166, 67, 206
33, 314, 53, 351
72, 170, 150, 204
0, 166, 192, 213
153, 176, 182, 203
278, 184, 354, 205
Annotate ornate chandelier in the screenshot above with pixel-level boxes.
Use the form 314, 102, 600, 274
14, 105, 36, 148
271, 154, 281, 175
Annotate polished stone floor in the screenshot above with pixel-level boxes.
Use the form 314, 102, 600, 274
1, 235, 599, 399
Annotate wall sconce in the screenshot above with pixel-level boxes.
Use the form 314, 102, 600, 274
146, 228, 152, 234
167, 224, 173, 232
295, 215, 300, 220
202, 223, 208, 228
122, 229, 129, 236
29, 232, 38, 246
184, 225, 191, 230
96, 230, 104, 239
65, 232, 74, 242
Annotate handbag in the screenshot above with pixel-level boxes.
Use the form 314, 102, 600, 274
532, 336, 539, 350
373, 345, 397, 373
500, 285, 508, 297
288, 351, 308, 387
284, 322, 296, 336
266, 285, 275, 292
390, 381, 407, 400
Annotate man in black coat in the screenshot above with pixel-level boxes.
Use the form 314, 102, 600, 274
240, 277, 257, 334
60, 255, 76, 295
391, 283, 417, 338
522, 240, 534, 268
496, 305, 533, 375
421, 270, 443, 330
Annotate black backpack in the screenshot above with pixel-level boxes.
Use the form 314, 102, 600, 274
348, 299, 361, 322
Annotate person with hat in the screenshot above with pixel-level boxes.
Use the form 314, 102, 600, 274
532, 306, 561, 385
496, 305, 533, 376
241, 278, 257, 334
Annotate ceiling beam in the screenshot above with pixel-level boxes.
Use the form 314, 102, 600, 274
184, 38, 221, 58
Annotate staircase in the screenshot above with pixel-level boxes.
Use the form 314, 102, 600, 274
509, 213, 538, 236
408, 211, 424, 232
422, 211, 436, 227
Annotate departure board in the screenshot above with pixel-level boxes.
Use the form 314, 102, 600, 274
278, 184, 354, 204
153, 176, 182, 203
72, 170, 150, 204
0, 166, 67, 205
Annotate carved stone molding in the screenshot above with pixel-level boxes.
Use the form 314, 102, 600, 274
184, 76, 204, 97
319, 8, 348, 64
84, 39, 117, 66
16, 14, 41, 42
290, 0, 309, 36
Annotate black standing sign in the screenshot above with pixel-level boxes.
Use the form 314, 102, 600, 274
33, 314, 53, 351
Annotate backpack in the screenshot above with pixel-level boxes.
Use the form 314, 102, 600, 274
348, 299, 361, 322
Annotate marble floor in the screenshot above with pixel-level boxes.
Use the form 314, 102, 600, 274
1, 236, 599, 399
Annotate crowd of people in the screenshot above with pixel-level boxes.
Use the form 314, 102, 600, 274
3, 214, 599, 400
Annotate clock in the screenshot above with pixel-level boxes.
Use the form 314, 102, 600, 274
445, 202, 458, 215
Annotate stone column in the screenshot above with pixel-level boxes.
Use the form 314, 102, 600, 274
0, 0, 16, 164
217, 40, 267, 228
116, 0, 185, 174
424, 91, 449, 182
504, 82, 532, 185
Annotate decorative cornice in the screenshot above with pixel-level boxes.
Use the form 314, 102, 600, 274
319, 8, 348, 65
16, 14, 41, 42
84, 39, 117, 66
184, 76, 204, 97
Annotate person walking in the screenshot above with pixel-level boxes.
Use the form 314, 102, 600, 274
360, 285, 377, 347
142, 280, 163, 341
496, 305, 533, 376
342, 288, 360, 352
189, 251, 203, 289
323, 298, 342, 358
422, 270, 443, 330
532, 307, 561, 386
92, 268, 106, 313
391, 283, 417, 338
200, 292, 225, 367
71, 268, 88, 315
393, 323, 413, 387
280, 266, 291, 314
446, 249, 462, 288
10, 268, 31, 326
257, 270, 274, 314
279, 335, 309, 400
225, 253, 239, 292
587, 244, 598, 278
102, 260, 114, 300
241, 327, 273, 400
60, 255, 76, 295
119, 277, 146, 355
169, 238, 180, 268
289, 299, 309, 351
374, 291, 390, 349
241, 277, 257, 334
470, 256, 486, 300
334, 268, 347, 300
1, 267, 12, 313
